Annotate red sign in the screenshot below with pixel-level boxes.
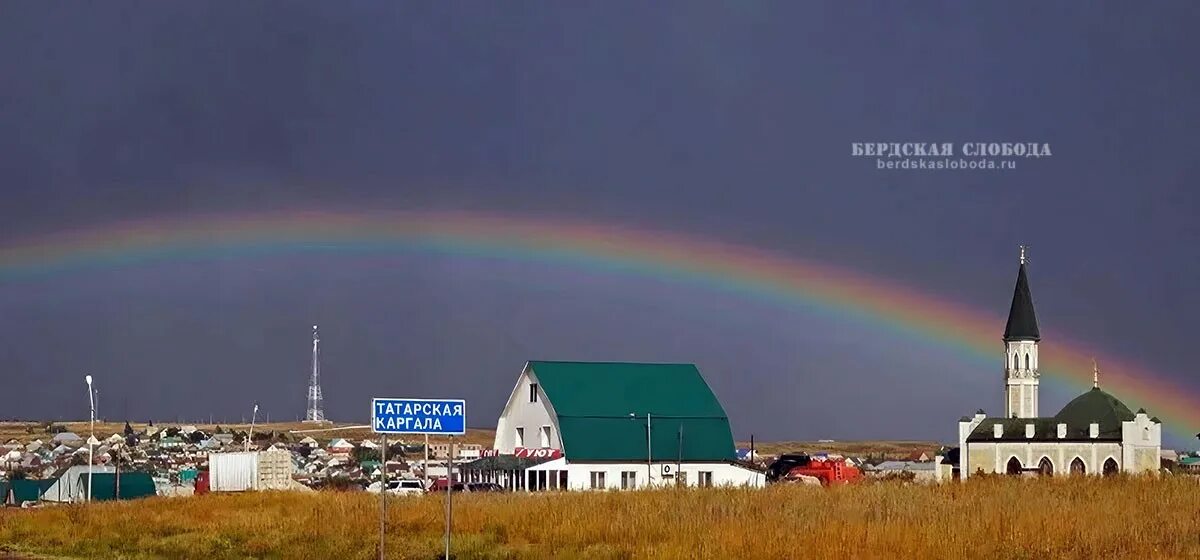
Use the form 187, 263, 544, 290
514, 447, 562, 460
480, 449, 500, 457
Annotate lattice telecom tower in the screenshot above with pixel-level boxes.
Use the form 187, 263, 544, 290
305, 325, 325, 423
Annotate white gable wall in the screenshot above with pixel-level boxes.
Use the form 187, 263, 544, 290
494, 364, 562, 454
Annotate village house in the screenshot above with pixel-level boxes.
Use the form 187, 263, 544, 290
493, 361, 765, 491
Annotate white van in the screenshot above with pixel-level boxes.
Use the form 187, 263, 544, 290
367, 479, 426, 495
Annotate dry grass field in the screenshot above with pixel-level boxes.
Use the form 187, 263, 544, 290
2, 476, 1198, 560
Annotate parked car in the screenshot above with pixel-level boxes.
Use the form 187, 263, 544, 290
427, 480, 505, 493
367, 479, 426, 495
426, 479, 464, 493
464, 482, 504, 492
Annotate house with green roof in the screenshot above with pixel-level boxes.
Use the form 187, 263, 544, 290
492, 361, 764, 491
949, 250, 1161, 480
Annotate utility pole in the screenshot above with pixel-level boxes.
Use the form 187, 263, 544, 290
305, 325, 325, 423
646, 413, 652, 487
677, 424, 683, 487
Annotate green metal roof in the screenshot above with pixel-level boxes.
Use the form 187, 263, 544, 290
7, 479, 51, 503
77, 472, 157, 501
966, 417, 1120, 442
967, 386, 1150, 443
1054, 387, 1136, 433
528, 361, 735, 462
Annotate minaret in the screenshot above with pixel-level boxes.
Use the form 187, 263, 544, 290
305, 325, 325, 423
1003, 246, 1041, 418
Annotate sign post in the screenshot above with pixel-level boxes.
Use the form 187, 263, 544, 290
379, 433, 387, 560
446, 436, 454, 560
371, 398, 467, 560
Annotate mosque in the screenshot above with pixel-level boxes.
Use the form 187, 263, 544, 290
947, 248, 1162, 479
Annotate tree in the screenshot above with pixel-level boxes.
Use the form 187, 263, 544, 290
353, 447, 381, 464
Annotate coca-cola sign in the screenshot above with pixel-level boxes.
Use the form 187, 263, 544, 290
514, 447, 562, 460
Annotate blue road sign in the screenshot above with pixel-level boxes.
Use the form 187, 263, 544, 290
372, 398, 466, 435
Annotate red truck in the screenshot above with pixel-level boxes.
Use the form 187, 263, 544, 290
766, 454, 862, 486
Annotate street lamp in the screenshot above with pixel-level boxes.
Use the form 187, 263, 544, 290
246, 402, 259, 452
85, 374, 94, 502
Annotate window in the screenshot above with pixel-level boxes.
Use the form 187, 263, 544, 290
1024, 353, 1030, 370
1070, 457, 1086, 475
1037, 457, 1053, 476
677, 471, 688, 487
529, 382, 538, 403
1103, 458, 1119, 476
590, 471, 606, 490
698, 471, 713, 488
620, 471, 637, 490
559, 470, 568, 490
515, 427, 524, 448
539, 426, 552, 448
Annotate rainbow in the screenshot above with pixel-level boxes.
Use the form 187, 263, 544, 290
1, 209, 1195, 440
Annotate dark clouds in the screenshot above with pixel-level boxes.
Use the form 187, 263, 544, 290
1, 2, 1198, 446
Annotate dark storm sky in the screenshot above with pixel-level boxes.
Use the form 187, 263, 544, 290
2, 3, 1198, 447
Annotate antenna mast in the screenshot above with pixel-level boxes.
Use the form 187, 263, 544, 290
305, 325, 325, 423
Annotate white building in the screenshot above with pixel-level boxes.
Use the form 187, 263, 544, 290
41, 465, 117, 502
208, 448, 302, 491
950, 249, 1162, 479
493, 361, 764, 491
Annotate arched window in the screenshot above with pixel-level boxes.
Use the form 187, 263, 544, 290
1012, 353, 1019, 370
1024, 353, 1031, 370
1103, 458, 1119, 476
1070, 457, 1086, 475
1038, 457, 1053, 476
1006, 456, 1023, 475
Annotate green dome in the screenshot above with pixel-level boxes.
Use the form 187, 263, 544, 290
1054, 387, 1135, 431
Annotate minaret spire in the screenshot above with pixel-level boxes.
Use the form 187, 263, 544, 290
1003, 246, 1040, 342
1092, 358, 1100, 389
